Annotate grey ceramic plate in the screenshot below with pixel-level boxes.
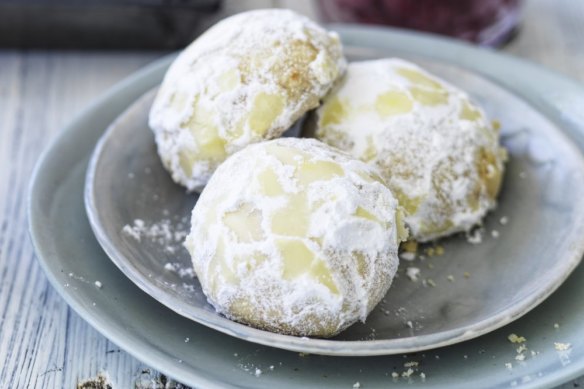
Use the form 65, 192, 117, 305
84, 46, 584, 356
29, 26, 584, 387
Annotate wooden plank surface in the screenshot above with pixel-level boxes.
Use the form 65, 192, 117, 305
0, 52, 163, 389
1, 0, 583, 388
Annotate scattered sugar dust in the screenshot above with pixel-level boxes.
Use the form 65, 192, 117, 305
390, 360, 426, 382
121, 213, 197, 294
236, 356, 284, 379
122, 214, 190, 255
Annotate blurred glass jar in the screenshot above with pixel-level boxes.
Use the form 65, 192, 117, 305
317, 0, 523, 47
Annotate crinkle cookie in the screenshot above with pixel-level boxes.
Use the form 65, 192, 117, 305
185, 138, 406, 337
149, 9, 346, 191
314, 58, 507, 241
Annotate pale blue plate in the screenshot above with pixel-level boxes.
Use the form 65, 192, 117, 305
29, 26, 584, 388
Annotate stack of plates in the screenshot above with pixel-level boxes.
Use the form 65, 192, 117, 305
29, 26, 584, 388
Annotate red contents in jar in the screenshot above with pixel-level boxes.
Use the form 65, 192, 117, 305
318, 0, 522, 46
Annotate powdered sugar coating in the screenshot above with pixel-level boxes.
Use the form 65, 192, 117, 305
185, 138, 404, 337
315, 59, 507, 241
149, 9, 346, 192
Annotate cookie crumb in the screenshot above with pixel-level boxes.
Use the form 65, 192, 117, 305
508, 334, 526, 344
77, 372, 112, 389
406, 267, 421, 282
401, 368, 414, 378
164, 263, 176, 271
554, 342, 571, 351
122, 224, 141, 241
516, 345, 527, 354
466, 228, 483, 244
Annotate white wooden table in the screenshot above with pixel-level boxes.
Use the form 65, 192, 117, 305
1, 0, 583, 387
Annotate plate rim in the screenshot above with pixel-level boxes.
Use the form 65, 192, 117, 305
28, 24, 584, 387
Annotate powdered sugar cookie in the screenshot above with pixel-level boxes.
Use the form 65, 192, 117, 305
314, 59, 506, 241
150, 10, 346, 192
185, 138, 406, 337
